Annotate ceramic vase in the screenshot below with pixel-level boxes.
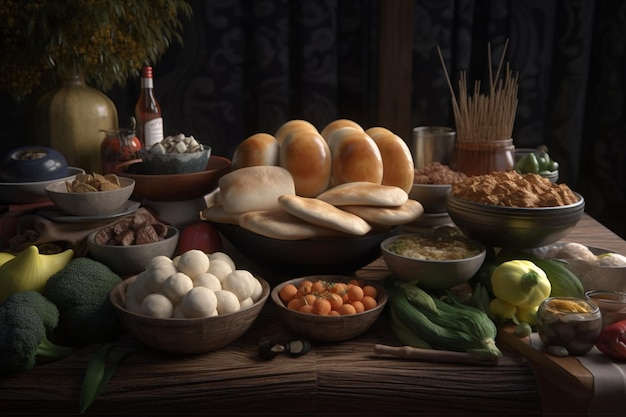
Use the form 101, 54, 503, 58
31, 72, 118, 173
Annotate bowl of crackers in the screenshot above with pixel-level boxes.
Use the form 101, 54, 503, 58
45, 173, 135, 217
446, 171, 585, 249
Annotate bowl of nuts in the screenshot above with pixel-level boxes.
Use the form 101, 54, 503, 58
409, 162, 467, 213
139, 134, 211, 175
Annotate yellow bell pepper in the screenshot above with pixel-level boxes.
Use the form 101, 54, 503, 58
490, 259, 551, 312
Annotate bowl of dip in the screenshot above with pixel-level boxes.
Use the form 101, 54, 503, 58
380, 231, 486, 290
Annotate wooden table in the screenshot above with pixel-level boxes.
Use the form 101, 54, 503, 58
1, 214, 623, 417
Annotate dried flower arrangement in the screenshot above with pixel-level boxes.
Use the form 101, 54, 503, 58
0, 0, 192, 100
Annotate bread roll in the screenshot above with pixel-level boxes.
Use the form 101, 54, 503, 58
279, 129, 332, 197
218, 165, 295, 213
274, 119, 318, 145
320, 119, 364, 142
367, 129, 414, 193
278, 194, 371, 235
328, 128, 383, 185
317, 181, 408, 207
231, 133, 279, 170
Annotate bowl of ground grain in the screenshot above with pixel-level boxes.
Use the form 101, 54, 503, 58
381, 231, 486, 290
446, 171, 585, 250
409, 162, 467, 213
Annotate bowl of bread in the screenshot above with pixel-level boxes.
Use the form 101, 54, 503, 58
203, 119, 424, 276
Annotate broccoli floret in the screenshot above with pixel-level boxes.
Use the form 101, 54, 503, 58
3, 290, 59, 336
43, 257, 122, 346
0, 300, 72, 373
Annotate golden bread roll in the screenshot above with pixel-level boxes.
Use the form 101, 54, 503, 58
274, 119, 318, 145
279, 129, 332, 197
278, 194, 372, 236
320, 118, 364, 142
365, 126, 394, 140
231, 133, 279, 170
239, 209, 348, 240
218, 165, 295, 213
327, 128, 383, 185
317, 181, 408, 207
340, 199, 424, 226
367, 128, 414, 193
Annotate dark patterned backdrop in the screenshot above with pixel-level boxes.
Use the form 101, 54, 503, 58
1, 0, 625, 238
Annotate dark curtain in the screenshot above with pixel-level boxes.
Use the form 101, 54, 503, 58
1, 0, 625, 238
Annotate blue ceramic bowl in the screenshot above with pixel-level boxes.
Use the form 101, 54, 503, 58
0, 146, 69, 182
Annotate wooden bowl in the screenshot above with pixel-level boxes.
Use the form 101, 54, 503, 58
271, 276, 388, 342
115, 155, 231, 201
110, 275, 270, 354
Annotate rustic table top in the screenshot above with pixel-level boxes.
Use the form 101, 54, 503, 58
1, 213, 623, 417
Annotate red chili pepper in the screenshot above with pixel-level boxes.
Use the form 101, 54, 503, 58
595, 319, 626, 360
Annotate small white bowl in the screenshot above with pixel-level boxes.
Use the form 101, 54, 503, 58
0, 167, 85, 204
45, 177, 135, 216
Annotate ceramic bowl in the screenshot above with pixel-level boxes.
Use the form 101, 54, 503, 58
380, 232, 486, 290
0, 146, 69, 183
0, 167, 85, 205
216, 223, 398, 278
115, 155, 231, 201
271, 276, 388, 342
528, 243, 626, 293
408, 183, 451, 213
446, 192, 585, 249
86, 226, 180, 276
45, 176, 135, 216
110, 274, 270, 354
138, 147, 211, 175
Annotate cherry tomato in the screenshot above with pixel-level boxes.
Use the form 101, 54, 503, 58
175, 221, 223, 256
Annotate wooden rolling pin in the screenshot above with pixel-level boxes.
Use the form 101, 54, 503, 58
373, 344, 500, 366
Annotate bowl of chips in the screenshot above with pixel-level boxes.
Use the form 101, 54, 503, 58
45, 173, 135, 217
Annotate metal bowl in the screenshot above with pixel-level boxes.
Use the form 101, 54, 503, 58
408, 183, 451, 213
446, 192, 585, 249
380, 232, 486, 290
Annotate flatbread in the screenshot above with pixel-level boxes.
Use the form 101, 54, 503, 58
278, 194, 372, 236
340, 199, 424, 226
316, 181, 408, 207
239, 209, 348, 240
200, 204, 241, 225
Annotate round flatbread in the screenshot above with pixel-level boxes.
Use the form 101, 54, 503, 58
278, 194, 372, 236
316, 181, 408, 207
239, 209, 348, 240
200, 204, 241, 225
340, 199, 424, 226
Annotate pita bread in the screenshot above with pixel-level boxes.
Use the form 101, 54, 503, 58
316, 181, 408, 207
239, 209, 349, 240
278, 194, 372, 235
200, 204, 241, 225
341, 199, 424, 226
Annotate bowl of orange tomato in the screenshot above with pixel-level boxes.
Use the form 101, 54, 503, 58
270, 275, 388, 342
